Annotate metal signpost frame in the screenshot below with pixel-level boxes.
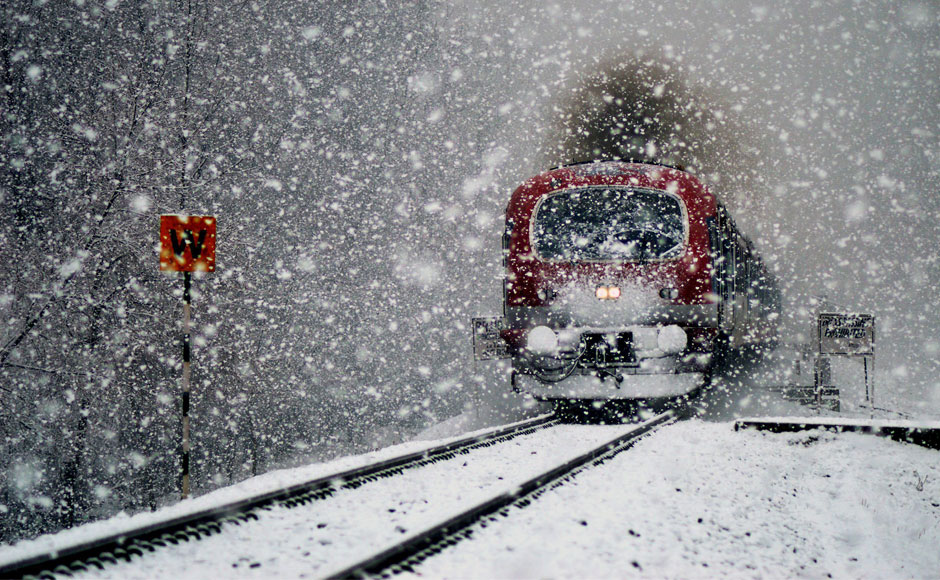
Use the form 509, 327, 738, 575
817, 312, 875, 414
471, 317, 510, 361
160, 215, 217, 499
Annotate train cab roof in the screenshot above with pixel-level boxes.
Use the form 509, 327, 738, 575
506, 160, 717, 225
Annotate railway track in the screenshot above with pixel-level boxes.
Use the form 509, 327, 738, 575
0, 414, 558, 579
323, 410, 677, 579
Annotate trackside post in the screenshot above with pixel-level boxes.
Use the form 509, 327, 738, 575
160, 215, 217, 499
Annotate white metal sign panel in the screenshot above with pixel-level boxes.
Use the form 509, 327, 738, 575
818, 313, 874, 356
472, 317, 509, 360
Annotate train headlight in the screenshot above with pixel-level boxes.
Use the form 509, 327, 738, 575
526, 325, 558, 355
657, 325, 687, 355
596, 285, 620, 300
659, 287, 679, 300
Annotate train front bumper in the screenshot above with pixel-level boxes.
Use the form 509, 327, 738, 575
516, 371, 705, 401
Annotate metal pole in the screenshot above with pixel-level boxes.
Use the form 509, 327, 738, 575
863, 356, 869, 403
871, 318, 876, 413
182, 271, 192, 499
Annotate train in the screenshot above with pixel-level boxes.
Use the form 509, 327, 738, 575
473, 160, 780, 405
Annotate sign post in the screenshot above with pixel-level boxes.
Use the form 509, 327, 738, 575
160, 215, 216, 499
817, 313, 875, 415
471, 317, 510, 361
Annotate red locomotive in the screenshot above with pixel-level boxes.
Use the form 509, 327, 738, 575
474, 160, 779, 404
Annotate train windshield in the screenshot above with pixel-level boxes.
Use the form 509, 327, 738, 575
532, 186, 686, 261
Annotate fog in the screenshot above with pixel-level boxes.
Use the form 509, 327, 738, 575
444, 0, 938, 412
0, 0, 936, 544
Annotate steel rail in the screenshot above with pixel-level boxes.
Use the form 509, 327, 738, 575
0, 414, 558, 579
324, 410, 677, 579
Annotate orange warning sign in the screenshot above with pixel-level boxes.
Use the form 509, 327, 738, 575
160, 215, 217, 272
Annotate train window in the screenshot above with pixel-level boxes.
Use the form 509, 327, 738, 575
706, 216, 721, 295
721, 234, 734, 303
735, 243, 747, 294
531, 186, 686, 262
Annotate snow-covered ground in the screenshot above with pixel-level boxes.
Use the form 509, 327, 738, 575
4, 414, 937, 579
81, 423, 644, 579
0, 418, 548, 568
1, 422, 644, 579
413, 419, 940, 579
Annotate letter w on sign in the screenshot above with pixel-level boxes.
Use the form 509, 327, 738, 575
160, 215, 217, 272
